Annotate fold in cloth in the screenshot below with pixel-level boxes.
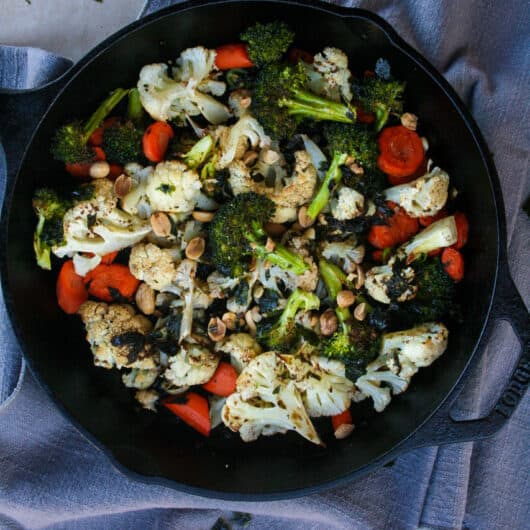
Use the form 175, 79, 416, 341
0, 1, 528, 529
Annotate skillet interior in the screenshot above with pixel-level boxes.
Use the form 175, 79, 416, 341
2, 0, 499, 497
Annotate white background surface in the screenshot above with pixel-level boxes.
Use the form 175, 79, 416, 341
1, 0, 145, 60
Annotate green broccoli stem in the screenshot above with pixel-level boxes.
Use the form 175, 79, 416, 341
280, 90, 356, 123
82, 88, 130, 142
279, 288, 320, 329
127, 88, 144, 124
307, 152, 348, 219
373, 103, 390, 132
33, 215, 51, 270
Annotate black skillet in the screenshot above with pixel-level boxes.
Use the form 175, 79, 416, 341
1, 0, 528, 499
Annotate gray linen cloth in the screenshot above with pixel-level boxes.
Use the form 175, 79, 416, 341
1, 0, 528, 528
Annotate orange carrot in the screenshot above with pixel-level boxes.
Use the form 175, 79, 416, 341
56, 260, 88, 314
108, 163, 124, 180
332, 409, 353, 432
356, 106, 376, 124
419, 208, 447, 227
287, 47, 314, 64
100, 251, 119, 265
387, 156, 428, 186
65, 162, 92, 178
428, 248, 442, 257
441, 248, 464, 281
215, 43, 254, 70
84, 263, 140, 302
93, 146, 106, 161
452, 211, 469, 250
377, 125, 424, 178
142, 121, 174, 162
163, 392, 211, 437
368, 203, 419, 249
203, 362, 238, 397
88, 127, 104, 147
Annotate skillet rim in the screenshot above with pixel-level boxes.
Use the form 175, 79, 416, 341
0, 0, 502, 500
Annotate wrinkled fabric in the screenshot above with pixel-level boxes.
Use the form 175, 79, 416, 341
0, 1, 528, 529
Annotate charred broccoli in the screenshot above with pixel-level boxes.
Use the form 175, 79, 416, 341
257, 288, 320, 352
251, 62, 356, 141
209, 192, 310, 277
240, 21, 295, 66
102, 121, 143, 164
51, 88, 129, 164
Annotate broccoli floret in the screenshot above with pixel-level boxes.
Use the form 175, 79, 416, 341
209, 192, 310, 277
102, 122, 143, 165
307, 123, 378, 220
251, 62, 356, 141
32, 188, 72, 269
352, 75, 405, 132
257, 288, 320, 352
51, 88, 129, 164
240, 21, 295, 66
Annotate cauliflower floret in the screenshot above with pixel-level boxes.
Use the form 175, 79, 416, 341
122, 368, 159, 389
53, 179, 152, 260
129, 243, 179, 291
321, 238, 365, 273
135, 389, 159, 411
365, 257, 418, 305
78, 301, 157, 370
163, 342, 220, 389
279, 354, 354, 417
330, 187, 365, 220
228, 89, 252, 117
206, 271, 240, 299
229, 150, 317, 223
215, 332, 263, 373
306, 47, 353, 102
383, 167, 449, 218
215, 114, 271, 169
222, 352, 322, 444
121, 163, 155, 218
137, 48, 231, 124
354, 371, 408, 412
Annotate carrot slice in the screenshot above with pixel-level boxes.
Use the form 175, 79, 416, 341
419, 208, 447, 227
332, 409, 353, 432
215, 43, 254, 70
56, 260, 88, 314
356, 106, 376, 124
452, 211, 469, 250
108, 163, 124, 180
65, 162, 92, 178
203, 362, 238, 397
142, 121, 174, 162
377, 125, 424, 178
387, 156, 428, 186
441, 248, 464, 282
88, 127, 104, 147
84, 263, 140, 302
93, 146, 106, 161
368, 203, 419, 249
100, 251, 119, 265
163, 392, 211, 437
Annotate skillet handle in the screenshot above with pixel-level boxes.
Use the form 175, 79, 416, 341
401, 259, 529, 450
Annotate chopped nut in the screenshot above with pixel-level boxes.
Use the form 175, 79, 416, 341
401, 112, 418, 131
337, 290, 356, 308
310, 314, 319, 328
251, 305, 262, 323
303, 227, 316, 240
222, 312, 238, 331
150, 211, 172, 237
298, 205, 315, 228
265, 237, 276, 252
320, 309, 338, 336
317, 214, 327, 225
365, 201, 376, 216
354, 265, 365, 290
245, 310, 257, 336
334, 423, 355, 440
253, 285, 264, 300
185, 236, 205, 260
264, 222, 287, 237
349, 162, 364, 175
249, 255, 257, 272
135, 283, 155, 315
114, 174, 131, 198
192, 210, 215, 223
262, 149, 280, 164
345, 155, 355, 166
89, 161, 110, 179
243, 150, 259, 166
354, 302, 367, 321
240, 96, 252, 109
208, 317, 226, 342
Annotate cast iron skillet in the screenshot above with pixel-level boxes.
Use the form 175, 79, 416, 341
1, 0, 529, 500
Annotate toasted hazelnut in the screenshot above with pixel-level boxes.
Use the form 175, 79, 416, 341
265, 237, 276, 252
222, 312, 238, 331
264, 222, 287, 237
334, 423, 355, 440
298, 205, 315, 228
243, 150, 259, 166
320, 309, 338, 336
150, 211, 172, 237
251, 305, 262, 323
89, 160, 110, 179
114, 174, 131, 198
185, 236, 205, 260
401, 112, 418, 131
354, 302, 367, 321
244, 310, 257, 336
135, 283, 155, 315
354, 265, 365, 290
192, 210, 214, 222
337, 290, 355, 308
208, 317, 226, 342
